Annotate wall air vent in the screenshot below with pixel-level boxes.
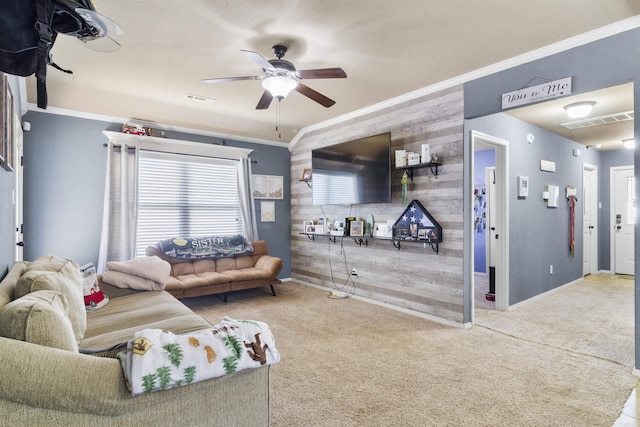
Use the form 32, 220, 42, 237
561, 110, 634, 130
185, 94, 215, 103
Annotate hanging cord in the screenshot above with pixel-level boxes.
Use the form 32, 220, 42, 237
275, 98, 282, 140
326, 236, 357, 299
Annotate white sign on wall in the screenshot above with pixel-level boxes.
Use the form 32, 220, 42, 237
502, 77, 572, 109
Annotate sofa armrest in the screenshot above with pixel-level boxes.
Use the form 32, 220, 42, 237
0, 336, 270, 422
0, 337, 128, 415
254, 255, 283, 277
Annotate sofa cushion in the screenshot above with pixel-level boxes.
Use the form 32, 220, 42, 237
0, 290, 79, 352
14, 256, 86, 342
80, 290, 212, 350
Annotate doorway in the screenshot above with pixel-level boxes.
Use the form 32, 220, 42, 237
470, 131, 509, 321
611, 166, 635, 275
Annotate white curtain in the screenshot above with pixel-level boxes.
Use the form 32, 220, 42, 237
97, 143, 139, 273
238, 157, 258, 241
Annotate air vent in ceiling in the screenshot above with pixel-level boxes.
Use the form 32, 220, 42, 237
185, 94, 215, 103
561, 110, 634, 130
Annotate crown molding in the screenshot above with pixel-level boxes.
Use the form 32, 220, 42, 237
289, 16, 640, 150
26, 103, 289, 148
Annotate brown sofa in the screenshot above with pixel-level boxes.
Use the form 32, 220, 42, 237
0, 256, 270, 426
146, 240, 283, 300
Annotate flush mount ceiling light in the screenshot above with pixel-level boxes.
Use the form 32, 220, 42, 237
623, 138, 635, 149
563, 101, 596, 118
261, 76, 298, 99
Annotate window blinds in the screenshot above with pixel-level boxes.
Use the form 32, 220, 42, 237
135, 150, 242, 256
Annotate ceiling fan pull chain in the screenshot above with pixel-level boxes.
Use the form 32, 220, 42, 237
276, 100, 282, 139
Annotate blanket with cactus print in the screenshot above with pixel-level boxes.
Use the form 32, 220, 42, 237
118, 317, 280, 395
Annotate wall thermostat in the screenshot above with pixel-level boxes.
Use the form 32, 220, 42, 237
517, 176, 529, 197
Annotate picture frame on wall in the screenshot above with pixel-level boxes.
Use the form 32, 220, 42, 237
252, 174, 283, 199
0, 74, 6, 168
260, 201, 275, 222
1, 73, 14, 172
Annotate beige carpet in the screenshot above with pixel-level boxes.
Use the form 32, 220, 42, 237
183, 275, 638, 426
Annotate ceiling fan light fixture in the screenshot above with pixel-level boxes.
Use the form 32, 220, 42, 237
623, 138, 635, 149
563, 101, 596, 118
262, 76, 297, 99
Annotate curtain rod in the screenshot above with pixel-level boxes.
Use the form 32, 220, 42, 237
103, 143, 258, 163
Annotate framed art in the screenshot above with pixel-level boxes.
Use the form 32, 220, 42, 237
301, 168, 312, 181
350, 220, 364, 237
0, 74, 6, 168
1, 73, 14, 172
260, 201, 275, 222
252, 174, 283, 199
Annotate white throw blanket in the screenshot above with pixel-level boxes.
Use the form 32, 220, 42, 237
119, 317, 280, 395
102, 256, 170, 291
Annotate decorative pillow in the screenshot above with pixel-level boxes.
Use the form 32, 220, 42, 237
0, 290, 79, 352
15, 256, 86, 342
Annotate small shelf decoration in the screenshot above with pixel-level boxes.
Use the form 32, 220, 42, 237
300, 168, 312, 188
396, 161, 441, 181
392, 199, 442, 253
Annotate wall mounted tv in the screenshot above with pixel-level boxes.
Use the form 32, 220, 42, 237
311, 132, 391, 205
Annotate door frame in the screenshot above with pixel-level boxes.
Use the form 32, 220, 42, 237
470, 131, 509, 319
583, 163, 598, 276
610, 165, 634, 274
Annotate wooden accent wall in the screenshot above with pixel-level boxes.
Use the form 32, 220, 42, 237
290, 85, 464, 323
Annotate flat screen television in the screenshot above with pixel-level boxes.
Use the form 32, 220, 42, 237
311, 132, 391, 205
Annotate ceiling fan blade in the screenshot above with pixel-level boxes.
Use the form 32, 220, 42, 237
202, 76, 261, 83
256, 90, 274, 109
294, 83, 336, 108
241, 50, 276, 71
297, 67, 347, 79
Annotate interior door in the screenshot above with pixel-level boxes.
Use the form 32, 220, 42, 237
613, 167, 634, 275
583, 165, 597, 276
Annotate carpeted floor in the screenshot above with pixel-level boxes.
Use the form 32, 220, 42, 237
183, 274, 637, 426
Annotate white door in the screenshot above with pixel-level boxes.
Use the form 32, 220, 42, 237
13, 114, 24, 262
583, 165, 597, 276
613, 167, 634, 275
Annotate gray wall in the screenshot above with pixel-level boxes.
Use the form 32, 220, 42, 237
21, 111, 292, 277
465, 113, 601, 304
463, 26, 640, 365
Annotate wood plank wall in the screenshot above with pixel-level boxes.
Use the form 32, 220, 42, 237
290, 85, 464, 323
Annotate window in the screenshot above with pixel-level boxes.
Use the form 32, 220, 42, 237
135, 150, 242, 256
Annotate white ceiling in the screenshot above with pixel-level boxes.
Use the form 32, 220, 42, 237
25, 1, 640, 144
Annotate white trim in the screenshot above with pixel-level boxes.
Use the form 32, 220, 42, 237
289, 16, 640, 150
28, 103, 289, 148
509, 277, 583, 310
103, 131, 253, 160
471, 131, 509, 317
296, 279, 470, 329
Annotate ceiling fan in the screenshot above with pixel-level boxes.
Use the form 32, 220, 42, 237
202, 44, 347, 109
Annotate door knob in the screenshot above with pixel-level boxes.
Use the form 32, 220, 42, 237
617, 225, 622, 230
588, 226, 594, 229
16, 242, 24, 247
490, 227, 496, 231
